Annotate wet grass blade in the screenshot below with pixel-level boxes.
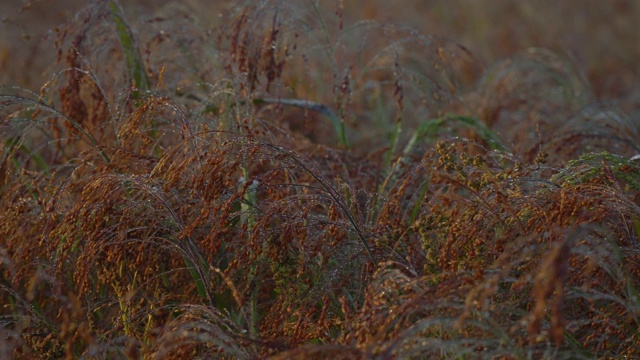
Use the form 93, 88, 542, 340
256, 97, 349, 148
0, 94, 111, 164
4, 137, 49, 171
403, 114, 508, 158
108, 0, 150, 99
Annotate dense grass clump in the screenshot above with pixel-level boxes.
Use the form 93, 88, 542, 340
1, 1, 639, 358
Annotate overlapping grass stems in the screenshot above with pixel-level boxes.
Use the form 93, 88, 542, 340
1, 0, 639, 358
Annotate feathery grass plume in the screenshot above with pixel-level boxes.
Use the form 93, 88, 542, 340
219, 0, 294, 93
541, 104, 640, 162
219, 1, 482, 152
217, 0, 349, 147
334, 21, 481, 148
476, 48, 591, 163
308, 140, 639, 358
2, 0, 640, 358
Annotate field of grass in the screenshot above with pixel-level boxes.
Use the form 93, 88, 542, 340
1, 1, 639, 358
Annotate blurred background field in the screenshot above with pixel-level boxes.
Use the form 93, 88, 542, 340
2, 0, 638, 99
3, 1, 638, 157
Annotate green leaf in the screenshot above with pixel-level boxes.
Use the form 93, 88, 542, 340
108, 1, 150, 99
4, 137, 48, 171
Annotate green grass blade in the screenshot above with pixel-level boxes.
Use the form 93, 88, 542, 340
184, 256, 208, 301
4, 137, 49, 171
108, 0, 150, 99
256, 97, 349, 147
403, 114, 508, 158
